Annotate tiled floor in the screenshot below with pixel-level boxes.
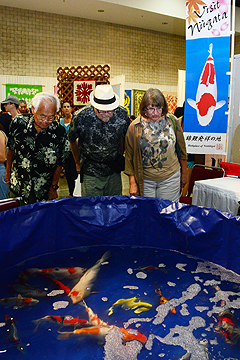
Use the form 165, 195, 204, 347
58, 172, 130, 199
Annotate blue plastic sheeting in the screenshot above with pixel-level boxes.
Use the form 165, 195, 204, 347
0, 195, 240, 275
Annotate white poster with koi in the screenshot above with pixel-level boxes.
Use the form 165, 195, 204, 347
184, 0, 231, 154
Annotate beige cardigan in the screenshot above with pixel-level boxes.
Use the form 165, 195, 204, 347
124, 115, 187, 196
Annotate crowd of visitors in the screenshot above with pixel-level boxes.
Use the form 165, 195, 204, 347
0, 85, 187, 205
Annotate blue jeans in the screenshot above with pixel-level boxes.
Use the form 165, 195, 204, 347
143, 170, 181, 201
0, 163, 9, 200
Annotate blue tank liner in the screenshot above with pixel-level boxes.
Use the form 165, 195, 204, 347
0, 196, 240, 275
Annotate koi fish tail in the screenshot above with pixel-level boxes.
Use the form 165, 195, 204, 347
99, 251, 111, 265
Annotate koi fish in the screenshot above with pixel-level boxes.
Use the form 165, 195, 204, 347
81, 300, 108, 326
9, 282, 48, 298
155, 287, 176, 314
45, 275, 71, 295
0, 294, 39, 308
134, 265, 167, 274
187, 43, 226, 126
33, 315, 89, 331
5, 314, 24, 352
215, 309, 240, 345
108, 297, 152, 316
68, 251, 110, 304
19, 266, 86, 283
118, 327, 147, 346
57, 325, 114, 344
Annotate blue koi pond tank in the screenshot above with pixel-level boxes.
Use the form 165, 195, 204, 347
0, 196, 240, 360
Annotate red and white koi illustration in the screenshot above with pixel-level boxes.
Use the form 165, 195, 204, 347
19, 266, 86, 283
187, 43, 225, 126
33, 315, 89, 331
68, 251, 110, 304
5, 314, 25, 352
118, 327, 147, 346
0, 294, 39, 308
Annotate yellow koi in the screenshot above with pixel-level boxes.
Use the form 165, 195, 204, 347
108, 297, 152, 315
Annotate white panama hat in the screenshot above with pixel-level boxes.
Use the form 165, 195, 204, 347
90, 85, 119, 111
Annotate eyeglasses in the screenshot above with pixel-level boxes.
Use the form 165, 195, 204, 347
146, 107, 162, 113
96, 109, 114, 114
37, 114, 55, 122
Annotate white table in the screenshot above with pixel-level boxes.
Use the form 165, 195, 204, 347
192, 177, 240, 215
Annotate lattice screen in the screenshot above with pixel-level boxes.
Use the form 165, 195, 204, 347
57, 64, 110, 114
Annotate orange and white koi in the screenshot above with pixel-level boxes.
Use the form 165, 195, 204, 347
19, 266, 86, 283
57, 325, 114, 344
45, 275, 71, 295
82, 300, 108, 326
118, 327, 147, 346
9, 282, 47, 298
33, 315, 89, 331
68, 251, 110, 304
0, 294, 39, 308
155, 287, 176, 314
5, 314, 24, 352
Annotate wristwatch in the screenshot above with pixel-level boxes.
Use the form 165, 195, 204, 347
51, 184, 59, 190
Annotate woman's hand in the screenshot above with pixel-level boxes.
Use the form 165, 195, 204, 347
129, 175, 139, 196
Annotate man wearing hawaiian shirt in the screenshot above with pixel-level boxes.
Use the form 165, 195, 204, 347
68, 85, 130, 197
5, 92, 69, 205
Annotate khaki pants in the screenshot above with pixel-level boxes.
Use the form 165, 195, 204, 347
81, 173, 122, 197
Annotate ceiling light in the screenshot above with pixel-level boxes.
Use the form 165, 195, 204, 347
98, 9, 104, 12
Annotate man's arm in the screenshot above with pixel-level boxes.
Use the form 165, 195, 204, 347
69, 141, 81, 174
5, 149, 15, 184
48, 165, 62, 200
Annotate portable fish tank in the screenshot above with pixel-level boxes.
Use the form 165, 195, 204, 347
0, 196, 240, 360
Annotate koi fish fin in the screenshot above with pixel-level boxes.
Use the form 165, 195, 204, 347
57, 332, 71, 340
215, 100, 226, 110
187, 98, 197, 109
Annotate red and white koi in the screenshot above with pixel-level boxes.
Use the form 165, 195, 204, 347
187, 43, 225, 126
118, 327, 147, 346
5, 314, 24, 352
19, 266, 86, 283
134, 265, 167, 274
82, 300, 108, 326
45, 275, 71, 295
0, 294, 39, 308
68, 251, 110, 304
57, 325, 114, 344
33, 315, 89, 331
9, 281, 47, 298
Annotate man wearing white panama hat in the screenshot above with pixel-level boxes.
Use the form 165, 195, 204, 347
68, 84, 130, 197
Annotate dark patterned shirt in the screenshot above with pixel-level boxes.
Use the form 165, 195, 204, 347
7, 114, 70, 204
68, 105, 130, 177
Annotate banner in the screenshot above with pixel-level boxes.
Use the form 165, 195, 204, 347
6, 84, 42, 109
124, 90, 132, 116
184, 0, 231, 154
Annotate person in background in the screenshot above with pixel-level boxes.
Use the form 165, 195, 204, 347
130, 115, 136, 122
19, 99, 29, 114
68, 84, 130, 197
0, 123, 9, 199
5, 92, 70, 205
59, 101, 77, 196
0, 96, 20, 136
124, 88, 187, 201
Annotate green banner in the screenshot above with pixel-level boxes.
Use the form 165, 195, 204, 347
6, 84, 42, 109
